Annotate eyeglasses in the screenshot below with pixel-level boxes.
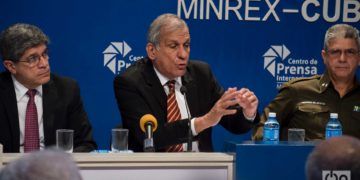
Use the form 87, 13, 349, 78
18, 50, 49, 67
326, 49, 359, 58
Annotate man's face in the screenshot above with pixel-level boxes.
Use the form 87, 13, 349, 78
148, 26, 190, 80
322, 38, 360, 82
3, 44, 51, 89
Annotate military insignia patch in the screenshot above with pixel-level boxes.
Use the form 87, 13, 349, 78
354, 106, 360, 112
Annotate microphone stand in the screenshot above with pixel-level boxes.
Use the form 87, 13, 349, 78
140, 114, 157, 152
144, 123, 155, 152
181, 86, 192, 152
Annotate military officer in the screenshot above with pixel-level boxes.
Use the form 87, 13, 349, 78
253, 24, 360, 140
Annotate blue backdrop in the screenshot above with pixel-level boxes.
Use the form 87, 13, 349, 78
1, 0, 359, 150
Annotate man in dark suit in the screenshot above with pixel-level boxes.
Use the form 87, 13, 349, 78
114, 13, 259, 152
0, 23, 97, 153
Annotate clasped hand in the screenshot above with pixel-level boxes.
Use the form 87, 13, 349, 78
206, 87, 258, 126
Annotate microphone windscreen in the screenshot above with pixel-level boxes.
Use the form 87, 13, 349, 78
139, 114, 158, 133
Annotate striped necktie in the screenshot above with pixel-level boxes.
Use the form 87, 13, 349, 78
166, 80, 184, 152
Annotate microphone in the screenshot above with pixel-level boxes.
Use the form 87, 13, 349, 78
140, 114, 158, 152
180, 86, 192, 152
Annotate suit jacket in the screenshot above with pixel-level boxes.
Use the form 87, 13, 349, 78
0, 71, 97, 153
114, 57, 258, 152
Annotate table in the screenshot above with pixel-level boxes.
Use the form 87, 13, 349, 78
0, 152, 234, 180
225, 141, 317, 180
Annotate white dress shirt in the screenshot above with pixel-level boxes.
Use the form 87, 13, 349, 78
153, 67, 200, 152
153, 67, 256, 152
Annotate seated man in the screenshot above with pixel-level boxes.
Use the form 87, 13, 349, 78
0, 149, 83, 180
253, 24, 360, 141
0, 23, 97, 152
114, 13, 259, 152
306, 135, 360, 180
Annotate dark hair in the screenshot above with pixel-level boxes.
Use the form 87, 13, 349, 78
0, 23, 49, 62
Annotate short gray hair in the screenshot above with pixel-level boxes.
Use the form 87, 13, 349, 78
323, 24, 360, 51
0, 149, 82, 180
0, 23, 49, 62
147, 13, 189, 48
306, 136, 360, 180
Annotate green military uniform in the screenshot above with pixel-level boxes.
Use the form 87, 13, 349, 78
252, 71, 360, 141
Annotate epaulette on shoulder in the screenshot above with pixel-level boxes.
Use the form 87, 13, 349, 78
287, 75, 321, 85
280, 75, 321, 89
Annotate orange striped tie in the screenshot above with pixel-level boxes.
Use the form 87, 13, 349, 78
166, 80, 183, 152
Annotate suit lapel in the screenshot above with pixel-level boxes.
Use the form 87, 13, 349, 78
42, 76, 57, 145
182, 62, 211, 151
0, 72, 21, 150
182, 65, 199, 117
142, 59, 167, 120
141, 59, 200, 121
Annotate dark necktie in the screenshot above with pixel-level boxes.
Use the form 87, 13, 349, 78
24, 89, 40, 152
166, 80, 184, 152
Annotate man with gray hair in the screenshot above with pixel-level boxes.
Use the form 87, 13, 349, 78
0, 23, 97, 152
253, 24, 360, 141
114, 13, 259, 152
0, 149, 83, 180
306, 135, 360, 180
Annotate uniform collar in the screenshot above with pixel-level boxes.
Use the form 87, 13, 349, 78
319, 71, 331, 93
354, 76, 360, 90
319, 70, 360, 93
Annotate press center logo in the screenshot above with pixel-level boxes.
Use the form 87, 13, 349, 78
103, 41, 143, 74
322, 170, 351, 180
263, 44, 319, 88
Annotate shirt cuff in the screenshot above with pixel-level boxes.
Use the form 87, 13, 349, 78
243, 112, 256, 121
190, 118, 198, 136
